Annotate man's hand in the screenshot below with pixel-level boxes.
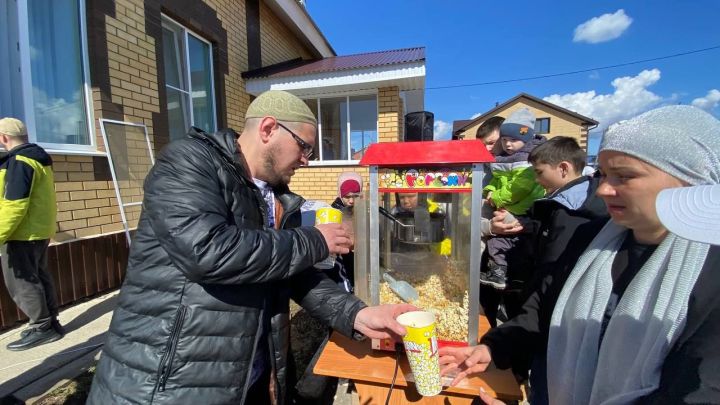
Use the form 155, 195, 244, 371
490, 210, 523, 235
353, 304, 417, 340
315, 223, 352, 255
341, 220, 355, 251
438, 344, 492, 386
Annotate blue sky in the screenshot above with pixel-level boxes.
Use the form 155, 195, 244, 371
306, 0, 720, 154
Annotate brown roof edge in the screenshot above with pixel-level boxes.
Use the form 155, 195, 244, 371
242, 46, 425, 79
456, 92, 599, 134
241, 58, 310, 79
328, 46, 425, 60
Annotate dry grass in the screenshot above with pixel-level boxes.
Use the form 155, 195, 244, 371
289, 301, 329, 381
34, 367, 95, 405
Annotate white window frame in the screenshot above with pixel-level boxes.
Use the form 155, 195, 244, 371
161, 14, 217, 137
306, 91, 379, 167
10, 0, 97, 154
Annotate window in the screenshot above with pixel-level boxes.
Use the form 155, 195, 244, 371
535, 117, 550, 134
304, 95, 378, 163
319, 97, 348, 160
0, 0, 94, 151
162, 16, 216, 141
349, 95, 378, 160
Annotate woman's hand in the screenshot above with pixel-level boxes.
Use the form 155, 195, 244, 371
438, 344, 492, 386
479, 387, 506, 405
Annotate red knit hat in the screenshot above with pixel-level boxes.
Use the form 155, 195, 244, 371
339, 179, 361, 197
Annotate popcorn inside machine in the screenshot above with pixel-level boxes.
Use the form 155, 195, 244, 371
353, 140, 494, 349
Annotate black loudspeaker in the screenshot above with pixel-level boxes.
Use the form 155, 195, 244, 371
404, 111, 434, 142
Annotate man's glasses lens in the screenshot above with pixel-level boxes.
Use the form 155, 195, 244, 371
278, 123, 313, 159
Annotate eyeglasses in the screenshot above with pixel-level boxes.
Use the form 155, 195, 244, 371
277, 122, 314, 159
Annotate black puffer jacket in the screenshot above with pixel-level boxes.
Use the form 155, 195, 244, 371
88, 128, 366, 404
527, 174, 608, 266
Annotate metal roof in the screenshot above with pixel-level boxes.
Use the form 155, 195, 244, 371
243, 47, 425, 79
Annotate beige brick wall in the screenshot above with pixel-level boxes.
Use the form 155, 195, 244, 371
213, 0, 314, 128
101, 0, 160, 150
51, 0, 319, 241
51, 0, 157, 242
51, 155, 128, 242
462, 99, 592, 150
51, 1, 408, 239
289, 166, 369, 204
378, 86, 401, 143
398, 96, 405, 141
207, 0, 251, 129
259, 1, 313, 67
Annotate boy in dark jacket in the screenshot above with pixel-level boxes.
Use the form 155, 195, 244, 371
523, 136, 608, 404
527, 136, 608, 267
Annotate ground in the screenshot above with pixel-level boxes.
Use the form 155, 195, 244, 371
33, 367, 94, 405
31, 303, 330, 404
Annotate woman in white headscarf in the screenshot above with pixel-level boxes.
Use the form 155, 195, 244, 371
439, 105, 720, 405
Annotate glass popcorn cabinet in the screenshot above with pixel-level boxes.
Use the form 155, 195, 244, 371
353, 140, 494, 349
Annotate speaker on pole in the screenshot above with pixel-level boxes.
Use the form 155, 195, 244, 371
404, 111, 434, 142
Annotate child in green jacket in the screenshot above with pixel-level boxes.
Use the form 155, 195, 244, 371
480, 108, 545, 290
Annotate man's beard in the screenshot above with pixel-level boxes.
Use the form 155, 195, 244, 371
262, 145, 290, 186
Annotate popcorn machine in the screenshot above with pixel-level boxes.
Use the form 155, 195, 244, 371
354, 140, 494, 349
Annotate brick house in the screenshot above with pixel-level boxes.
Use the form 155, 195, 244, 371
0, 0, 425, 328
452, 93, 598, 150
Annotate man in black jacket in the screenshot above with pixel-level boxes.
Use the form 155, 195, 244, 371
88, 90, 413, 405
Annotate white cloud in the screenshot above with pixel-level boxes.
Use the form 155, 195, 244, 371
588, 71, 600, 80
573, 9, 632, 44
434, 119, 452, 140
470, 112, 483, 119
32, 88, 88, 144
691, 89, 720, 111
543, 68, 662, 131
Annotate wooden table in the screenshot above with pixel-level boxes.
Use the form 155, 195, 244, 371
314, 317, 522, 404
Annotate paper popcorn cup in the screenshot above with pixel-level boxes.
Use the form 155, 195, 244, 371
396, 311, 442, 396
315, 207, 343, 225
314, 207, 343, 269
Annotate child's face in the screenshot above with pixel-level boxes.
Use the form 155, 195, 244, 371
501, 137, 525, 154
533, 162, 571, 193
398, 193, 419, 210
480, 130, 500, 154
341, 193, 360, 207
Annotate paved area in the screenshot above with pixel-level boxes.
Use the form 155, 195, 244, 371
0, 291, 117, 403
0, 290, 360, 404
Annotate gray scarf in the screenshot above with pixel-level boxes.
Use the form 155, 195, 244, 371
547, 220, 709, 405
